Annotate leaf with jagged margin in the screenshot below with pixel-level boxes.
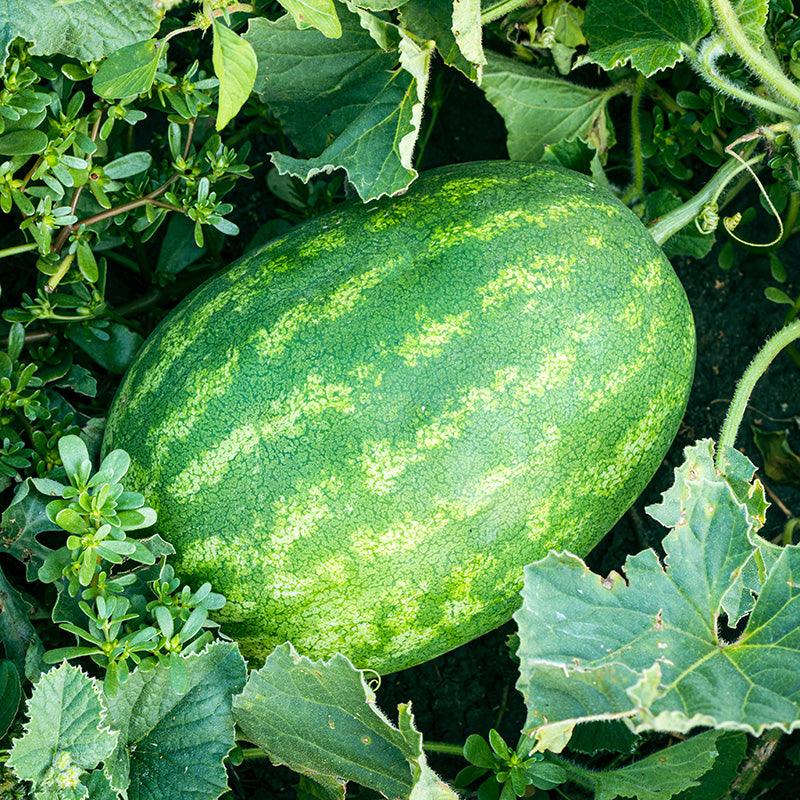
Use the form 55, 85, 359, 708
591, 730, 722, 800
481, 52, 614, 161
8, 663, 118, 786
674, 732, 747, 800
233, 643, 457, 800
1, 478, 59, 580
580, 0, 713, 76
399, 0, 481, 80
104, 642, 246, 800
245, 10, 433, 202
732, 0, 768, 44
278, 0, 342, 38
515, 439, 800, 749
0, 0, 161, 63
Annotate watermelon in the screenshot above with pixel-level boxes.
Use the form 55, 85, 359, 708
104, 161, 695, 673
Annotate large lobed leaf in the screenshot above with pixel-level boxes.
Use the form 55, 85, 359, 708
481, 52, 614, 161
515, 439, 800, 749
245, 8, 432, 202
0, 0, 161, 62
233, 643, 457, 800
104, 641, 247, 800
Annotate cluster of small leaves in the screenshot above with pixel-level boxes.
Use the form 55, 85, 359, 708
456, 730, 566, 800
30, 435, 225, 695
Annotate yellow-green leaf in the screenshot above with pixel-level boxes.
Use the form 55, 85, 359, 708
212, 21, 258, 131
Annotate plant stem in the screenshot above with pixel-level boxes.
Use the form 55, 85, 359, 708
726, 730, 783, 799
45, 252, 75, 294
238, 747, 266, 761
649, 153, 763, 245
629, 74, 646, 201
779, 191, 800, 246
717, 319, 800, 466
481, 0, 531, 24
424, 741, 465, 756
711, 0, 800, 109
694, 37, 799, 120
0, 242, 37, 259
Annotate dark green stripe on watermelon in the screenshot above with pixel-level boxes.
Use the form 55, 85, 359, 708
104, 161, 695, 673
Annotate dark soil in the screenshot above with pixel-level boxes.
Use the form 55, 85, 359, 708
232, 63, 800, 798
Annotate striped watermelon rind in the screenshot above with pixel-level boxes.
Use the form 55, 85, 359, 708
104, 161, 695, 673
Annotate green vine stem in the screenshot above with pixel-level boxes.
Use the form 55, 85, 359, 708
716, 319, 800, 468
694, 37, 799, 120
423, 741, 465, 756
649, 153, 764, 246
0, 242, 38, 259
624, 74, 646, 203
711, 0, 800, 109
480, 0, 531, 24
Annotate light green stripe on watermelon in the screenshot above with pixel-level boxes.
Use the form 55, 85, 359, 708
104, 160, 695, 674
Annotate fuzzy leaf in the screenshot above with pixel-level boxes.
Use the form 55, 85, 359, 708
93, 39, 161, 99
481, 52, 613, 161
8, 663, 117, 784
233, 643, 457, 800
278, 0, 342, 38
212, 21, 258, 131
581, 0, 713, 76
0, 0, 161, 62
733, 0, 768, 44
104, 642, 247, 800
245, 11, 433, 201
591, 730, 723, 800
515, 439, 800, 746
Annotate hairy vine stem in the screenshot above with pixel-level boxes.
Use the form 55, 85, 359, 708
480, 0, 531, 25
694, 37, 799, 121
716, 319, 800, 467
648, 152, 763, 246
711, 0, 800, 109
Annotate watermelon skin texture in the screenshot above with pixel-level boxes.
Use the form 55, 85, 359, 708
104, 161, 695, 673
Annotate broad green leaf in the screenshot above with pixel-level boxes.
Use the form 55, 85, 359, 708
93, 39, 161, 99
1, 478, 58, 579
734, 0, 768, 44
212, 21, 258, 131
0, 564, 42, 679
674, 732, 746, 800
233, 643, 457, 800
0, 0, 161, 62
104, 642, 246, 800
581, 0, 713, 76
83, 768, 120, 800
354, 0, 412, 8
67, 322, 143, 374
399, 0, 479, 79
245, 12, 433, 201
481, 53, 613, 161
515, 439, 800, 745
278, 0, 342, 38
0, 659, 21, 739
8, 663, 117, 785
590, 730, 722, 800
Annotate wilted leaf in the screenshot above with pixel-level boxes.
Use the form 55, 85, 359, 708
515, 439, 800, 746
245, 11, 432, 201
481, 52, 614, 161
581, 0, 713, 76
752, 425, 800, 486
233, 643, 457, 800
